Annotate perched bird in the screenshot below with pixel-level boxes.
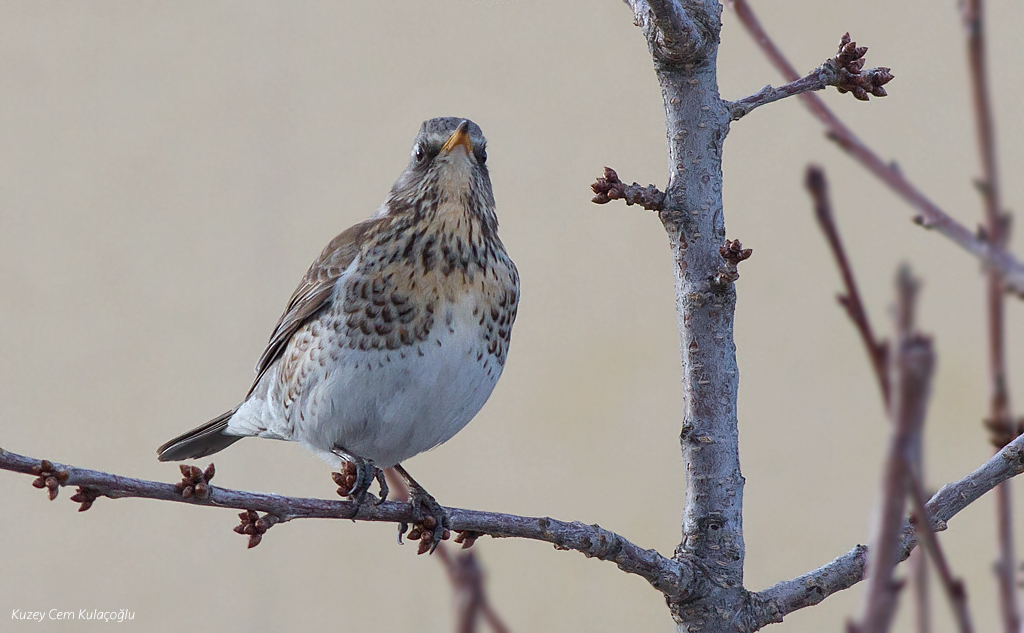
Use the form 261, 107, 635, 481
157, 118, 519, 548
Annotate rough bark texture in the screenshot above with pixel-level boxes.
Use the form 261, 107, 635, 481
628, 1, 755, 629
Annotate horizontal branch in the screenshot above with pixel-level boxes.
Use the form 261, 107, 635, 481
0, 445, 701, 602
729, 33, 892, 121
729, 0, 1024, 297
750, 424, 1024, 627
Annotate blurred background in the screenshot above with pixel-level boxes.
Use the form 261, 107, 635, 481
1, 1, 1022, 631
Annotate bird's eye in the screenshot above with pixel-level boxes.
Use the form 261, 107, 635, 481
413, 144, 426, 163
478, 147, 487, 163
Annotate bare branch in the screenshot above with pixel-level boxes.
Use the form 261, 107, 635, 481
962, 0, 1005, 247
729, 33, 892, 121
807, 179, 968, 631
961, 0, 1022, 627
751, 421, 1024, 626
623, 0, 708, 64
728, 0, 1024, 297
805, 166, 890, 404
0, 445, 701, 603
854, 266, 934, 633
908, 472, 973, 633
993, 485, 1020, 631
909, 548, 931, 633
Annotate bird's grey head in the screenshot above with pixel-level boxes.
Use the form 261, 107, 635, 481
385, 118, 494, 225
409, 117, 488, 171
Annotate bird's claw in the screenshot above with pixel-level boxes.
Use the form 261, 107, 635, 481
331, 454, 387, 517
373, 468, 389, 505
404, 486, 451, 554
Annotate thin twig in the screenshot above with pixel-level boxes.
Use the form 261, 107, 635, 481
909, 547, 931, 633
908, 471, 973, 632
961, 0, 1021, 628
853, 267, 935, 633
728, 0, 1024, 296
728, 33, 892, 121
805, 165, 890, 404
806, 173, 965, 630
0, 445, 700, 603
384, 469, 511, 633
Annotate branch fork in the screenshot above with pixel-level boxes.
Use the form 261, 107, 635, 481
624, 0, 714, 64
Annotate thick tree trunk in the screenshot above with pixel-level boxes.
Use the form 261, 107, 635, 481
635, 2, 754, 629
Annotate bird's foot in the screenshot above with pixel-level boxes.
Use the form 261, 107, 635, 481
393, 465, 450, 554
331, 453, 388, 517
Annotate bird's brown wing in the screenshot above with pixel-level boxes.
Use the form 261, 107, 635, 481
248, 218, 379, 396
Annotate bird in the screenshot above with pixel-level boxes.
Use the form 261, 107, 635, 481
157, 118, 519, 549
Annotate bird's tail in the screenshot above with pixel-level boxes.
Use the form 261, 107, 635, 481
157, 408, 244, 461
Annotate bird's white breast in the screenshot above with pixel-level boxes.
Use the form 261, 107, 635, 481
232, 292, 504, 469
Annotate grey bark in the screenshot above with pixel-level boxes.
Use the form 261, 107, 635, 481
624, 1, 756, 628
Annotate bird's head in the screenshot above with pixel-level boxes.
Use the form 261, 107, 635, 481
385, 118, 495, 228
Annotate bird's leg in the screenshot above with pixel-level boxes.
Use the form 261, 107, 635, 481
373, 467, 389, 504
392, 463, 450, 554
330, 448, 388, 515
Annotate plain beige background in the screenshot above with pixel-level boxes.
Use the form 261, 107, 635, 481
2, 1, 1023, 631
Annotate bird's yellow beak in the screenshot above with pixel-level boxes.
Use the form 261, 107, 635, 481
440, 121, 473, 155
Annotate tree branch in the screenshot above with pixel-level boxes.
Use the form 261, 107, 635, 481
728, 33, 892, 121
853, 266, 934, 632
750, 420, 1024, 627
807, 175, 971, 631
623, 0, 709, 64
961, 0, 1022, 628
728, 0, 1024, 297
805, 166, 890, 405
908, 470, 973, 633
909, 547, 931, 633
0, 445, 702, 604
